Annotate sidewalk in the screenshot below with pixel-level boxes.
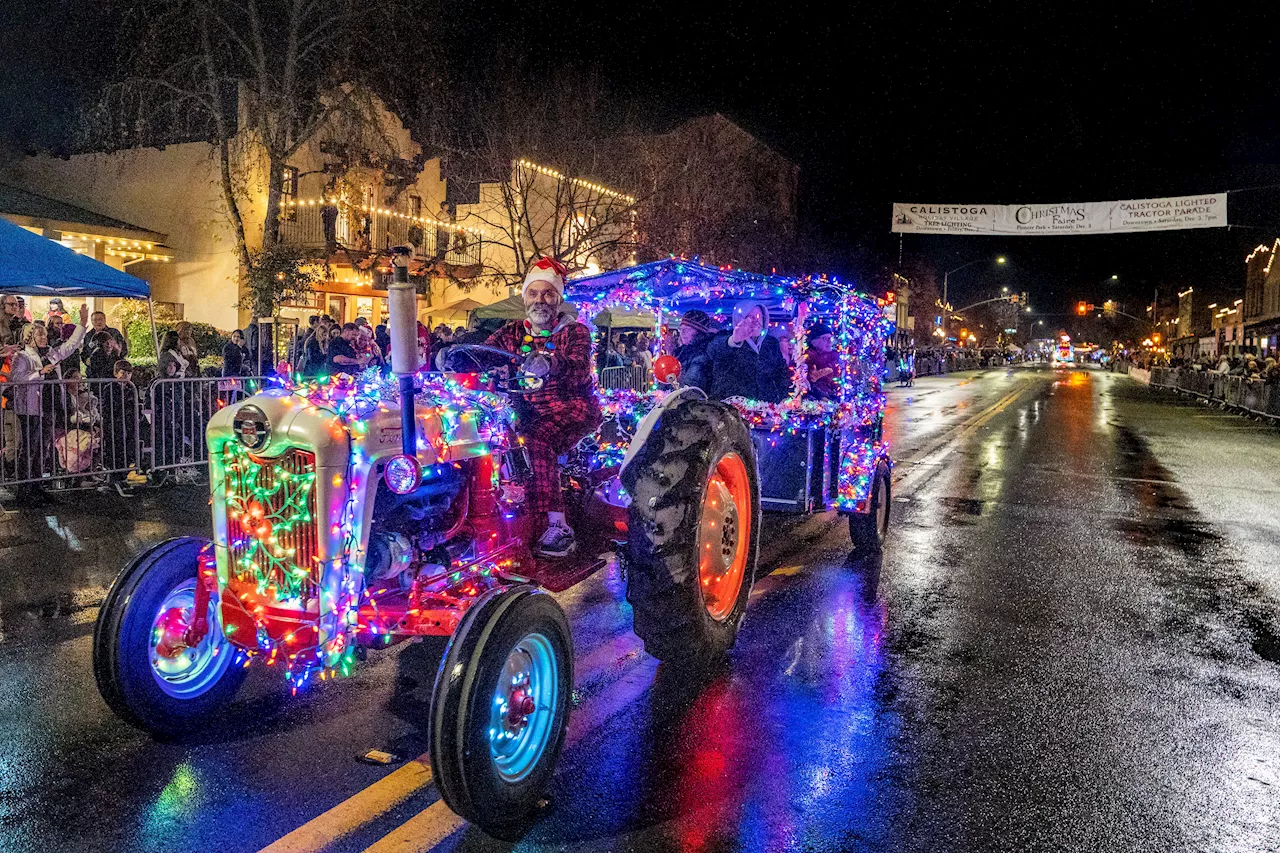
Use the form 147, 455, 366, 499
0, 485, 210, 642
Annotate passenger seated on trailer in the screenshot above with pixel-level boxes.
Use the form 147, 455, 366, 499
674, 308, 717, 393
706, 301, 791, 403
486, 257, 602, 558
805, 323, 839, 400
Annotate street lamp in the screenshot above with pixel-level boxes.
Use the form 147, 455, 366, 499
943, 255, 1007, 308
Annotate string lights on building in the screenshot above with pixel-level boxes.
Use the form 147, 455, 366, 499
279, 198, 486, 237
516, 159, 637, 204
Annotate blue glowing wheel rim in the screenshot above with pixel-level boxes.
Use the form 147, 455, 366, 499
148, 578, 235, 700
487, 631, 559, 784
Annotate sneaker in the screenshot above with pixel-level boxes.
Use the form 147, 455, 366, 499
536, 522, 576, 558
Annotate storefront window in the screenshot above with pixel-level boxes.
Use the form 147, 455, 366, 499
327, 294, 347, 323
356, 297, 373, 323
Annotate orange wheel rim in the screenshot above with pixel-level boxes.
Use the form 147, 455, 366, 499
697, 452, 751, 621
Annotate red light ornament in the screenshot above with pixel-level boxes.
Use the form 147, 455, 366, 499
653, 354, 681, 384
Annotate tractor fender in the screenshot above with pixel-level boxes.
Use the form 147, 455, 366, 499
619, 386, 707, 485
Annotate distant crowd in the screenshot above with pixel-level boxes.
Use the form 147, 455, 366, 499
1154, 352, 1280, 385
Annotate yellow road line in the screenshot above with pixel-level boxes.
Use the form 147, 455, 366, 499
896, 385, 1024, 471
358, 801, 462, 853
256, 756, 434, 853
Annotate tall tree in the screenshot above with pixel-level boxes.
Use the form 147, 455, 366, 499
422, 63, 641, 289
82, 0, 398, 299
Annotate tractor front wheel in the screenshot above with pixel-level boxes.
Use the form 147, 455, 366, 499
428, 586, 573, 841
93, 537, 246, 737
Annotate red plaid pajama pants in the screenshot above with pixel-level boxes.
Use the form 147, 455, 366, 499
515, 394, 602, 514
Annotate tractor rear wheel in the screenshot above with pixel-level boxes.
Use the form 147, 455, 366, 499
848, 467, 890, 554
622, 400, 760, 666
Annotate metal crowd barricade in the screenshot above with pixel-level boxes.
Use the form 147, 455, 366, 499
599, 365, 651, 391
148, 376, 264, 474
1147, 367, 1280, 423
0, 377, 144, 489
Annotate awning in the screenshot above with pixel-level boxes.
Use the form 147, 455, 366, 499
441, 297, 486, 313
0, 217, 151, 298
472, 294, 525, 321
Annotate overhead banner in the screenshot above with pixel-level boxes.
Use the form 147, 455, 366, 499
891, 193, 1227, 236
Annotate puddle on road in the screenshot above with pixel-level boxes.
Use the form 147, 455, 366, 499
1110, 423, 1280, 669
1244, 612, 1280, 665
938, 496, 984, 520
1111, 426, 1217, 551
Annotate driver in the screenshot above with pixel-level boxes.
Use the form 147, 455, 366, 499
486, 257, 601, 557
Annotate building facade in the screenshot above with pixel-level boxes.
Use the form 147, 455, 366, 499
3, 106, 803, 337
1243, 239, 1280, 354
0, 181, 171, 320
1, 95, 471, 332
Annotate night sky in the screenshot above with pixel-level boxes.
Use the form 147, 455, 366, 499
4, 0, 1280, 319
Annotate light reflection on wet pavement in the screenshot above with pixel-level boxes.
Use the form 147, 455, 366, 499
0, 366, 1277, 853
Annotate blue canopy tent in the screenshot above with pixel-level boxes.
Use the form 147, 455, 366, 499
0, 216, 159, 351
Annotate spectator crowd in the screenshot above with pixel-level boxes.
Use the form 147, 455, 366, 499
0, 292, 1001, 504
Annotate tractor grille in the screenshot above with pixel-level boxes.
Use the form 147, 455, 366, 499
224, 447, 320, 601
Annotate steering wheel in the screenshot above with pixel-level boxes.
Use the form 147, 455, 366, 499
441, 344, 522, 373
441, 344, 550, 393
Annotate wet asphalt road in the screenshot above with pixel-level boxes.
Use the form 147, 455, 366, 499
1, 365, 1278, 853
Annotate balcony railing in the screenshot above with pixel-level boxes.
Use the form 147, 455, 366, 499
277, 201, 482, 266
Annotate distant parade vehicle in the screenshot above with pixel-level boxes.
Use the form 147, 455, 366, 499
93, 256, 893, 838
1055, 333, 1075, 364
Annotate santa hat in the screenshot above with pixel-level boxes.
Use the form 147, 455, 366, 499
522, 257, 568, 298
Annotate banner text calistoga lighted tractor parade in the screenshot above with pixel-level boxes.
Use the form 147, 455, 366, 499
93, 254, 894, 839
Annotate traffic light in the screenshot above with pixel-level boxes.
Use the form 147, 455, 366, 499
1077, 302, 1088, 315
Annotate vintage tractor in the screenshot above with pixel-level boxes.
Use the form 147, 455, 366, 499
93, 256, 892, 839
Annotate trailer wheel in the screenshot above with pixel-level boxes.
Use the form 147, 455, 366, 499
623, 400, 759, 666
849, 467, 890, 554
93, 537, 246, 737
428, 586, 572, 841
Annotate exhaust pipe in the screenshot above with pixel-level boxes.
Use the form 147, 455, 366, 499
388, 247, 418, 458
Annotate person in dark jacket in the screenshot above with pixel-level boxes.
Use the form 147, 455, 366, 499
675, 308, 717, 392
100, 359, 139, 497
85, 330, 124, 379
805, 322, 840, 399
302, 325, 331, 378
706, 301, 792, 403
222, 329, 250, 376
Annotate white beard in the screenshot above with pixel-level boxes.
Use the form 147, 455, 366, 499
526, 303, 557, 327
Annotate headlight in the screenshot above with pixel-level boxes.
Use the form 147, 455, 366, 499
233, 405, 271, 451
384, 454, 421, 494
